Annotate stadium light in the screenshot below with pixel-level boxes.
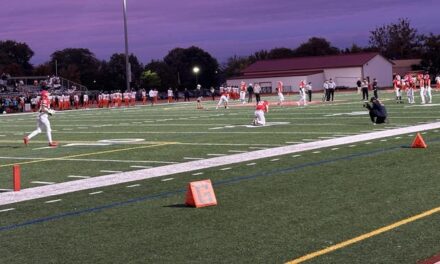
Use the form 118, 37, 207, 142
193, 66, 200, 86
123, 0, 130, 91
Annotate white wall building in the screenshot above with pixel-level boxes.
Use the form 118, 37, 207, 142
227, 53, 393, 93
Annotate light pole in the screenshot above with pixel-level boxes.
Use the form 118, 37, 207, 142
122, 0, 130, 91
193, 66, 200, 87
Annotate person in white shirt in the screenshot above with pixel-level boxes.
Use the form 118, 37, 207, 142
276, 81, 284, 106
435, 75, 440, 90
23, 90, 58, 147
167, 88, 173, 103
322, 80, 329, 102
327, 78, 336, 101
297, 80, 307, 106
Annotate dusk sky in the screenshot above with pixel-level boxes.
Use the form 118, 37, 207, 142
2, 0, 439, 65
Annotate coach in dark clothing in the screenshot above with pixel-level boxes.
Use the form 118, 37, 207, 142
364, 97, 388, 124
184, 88, 190, 101
372, 78, 379, 99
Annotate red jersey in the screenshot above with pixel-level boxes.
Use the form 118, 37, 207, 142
240, 82, 246, 92
256, 101, 269, 112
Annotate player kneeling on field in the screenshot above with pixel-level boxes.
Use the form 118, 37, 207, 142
252, 100, 269, 126
363, 97, 388, 125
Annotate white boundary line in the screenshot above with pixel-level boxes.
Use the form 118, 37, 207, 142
1, 122, 440, 206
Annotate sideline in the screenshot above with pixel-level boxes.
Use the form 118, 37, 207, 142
0, 122, 439, 206
286, 206, 440, 264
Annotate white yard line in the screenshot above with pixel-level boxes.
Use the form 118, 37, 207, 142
32, 147, 53, 150
31, 181, 55, 185
292, 155, 301, 158
207, 154, 227, 156
183, 157, 204, 160
45, 199, 61, 204
2, 122, 440, 206
228, 150, 248, 153
126, 184, 140, 188
89, 191, 103, 195
130, 165, 152, 169
312, 151, 321, 154
100, 170, 123, 173
0, 208, 15, 213
0, 157, 177, 164
270, 158, 280, 161
68, 175, 91, 179
192, 172, 204, 176
161, 178, 174, 182
246, 163, 256, 166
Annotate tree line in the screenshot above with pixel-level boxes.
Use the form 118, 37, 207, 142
0, 18, 438, 92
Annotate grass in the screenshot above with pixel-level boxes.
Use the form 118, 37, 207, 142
0, 91, 439, 263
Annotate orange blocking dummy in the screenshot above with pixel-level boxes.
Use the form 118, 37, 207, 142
185, 179, 217, 208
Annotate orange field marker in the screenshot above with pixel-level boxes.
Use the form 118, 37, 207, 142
13, 164, 21, 192
411, 133, 427, 148
185, 179, 217, 208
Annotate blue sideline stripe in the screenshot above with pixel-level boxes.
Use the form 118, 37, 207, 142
0, 140, 434, 233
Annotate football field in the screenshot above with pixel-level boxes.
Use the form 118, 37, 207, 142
0, 91, 439, 263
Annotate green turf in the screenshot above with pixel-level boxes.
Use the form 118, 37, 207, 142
0, 91, 439, 263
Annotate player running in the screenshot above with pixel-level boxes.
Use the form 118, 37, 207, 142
276, 81, 285, 106
23, 90, 58, 147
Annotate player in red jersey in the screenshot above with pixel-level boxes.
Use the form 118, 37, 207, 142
252, 100, 269, 126
216, 88, 229, 109
23, 90, 58, 147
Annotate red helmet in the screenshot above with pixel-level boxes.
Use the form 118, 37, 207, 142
41, 90, 49, 98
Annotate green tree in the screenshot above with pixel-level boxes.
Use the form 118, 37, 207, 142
0, 40, 34, 75
144, 60, 174, 91
420, 34, 440, 75
294, 37, 340, 57
268, 47, 295, 59
106, 53, 143, 90
222, 55, 253, 80
50, 48, 100, 87
163, 46, 220, 89
140, 70, 161, 88
368, 18, 421, 59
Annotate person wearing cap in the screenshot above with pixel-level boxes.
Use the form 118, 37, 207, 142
364, 97, 388, 124
23, 90, 58, 147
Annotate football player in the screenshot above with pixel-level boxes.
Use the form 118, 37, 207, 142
252, 100, 269, 126
23, 90, 58, 147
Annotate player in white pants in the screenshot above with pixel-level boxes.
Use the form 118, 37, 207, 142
253, 101, 269, 126
239, 81, 246, 104
24, 90, 58, 147
216, 90, 229, 109
276, 81, 284, 106
297, 80, 307, 106
418, 74, 426, 104
424, 73, 432, 103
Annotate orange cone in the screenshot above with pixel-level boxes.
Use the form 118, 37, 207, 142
411, 133, 427, 148
185, 179, 217, 208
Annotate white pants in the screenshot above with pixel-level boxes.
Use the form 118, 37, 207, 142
420, 87, 426, 104
297, 89, 307, 106
28, 113, 53, 143
426, 86, 432, 103
406, 88, 414, 104
239, 91, 246, 103
254, 110, 266, 125
278, 93, 284, 103
395, 88, 401, 97
217, 96, 228, 108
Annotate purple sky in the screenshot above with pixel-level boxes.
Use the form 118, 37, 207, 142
1, 0, 439, 65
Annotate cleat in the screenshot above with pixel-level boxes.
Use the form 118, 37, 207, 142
23, 137, 29, 145
48, 141, 58, 147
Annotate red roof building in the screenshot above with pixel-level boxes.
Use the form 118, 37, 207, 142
227, 53, 393, 92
